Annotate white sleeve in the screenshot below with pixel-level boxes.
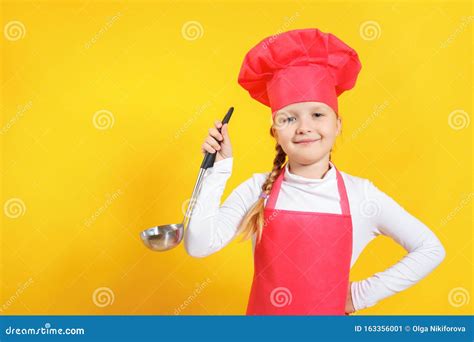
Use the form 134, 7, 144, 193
351, 180, 446, 311
184, 157, 263, 258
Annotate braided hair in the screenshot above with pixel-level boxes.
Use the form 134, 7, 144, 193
235, 127, 287, 244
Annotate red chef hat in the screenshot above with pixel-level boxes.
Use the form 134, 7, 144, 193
238, 28, 362, 117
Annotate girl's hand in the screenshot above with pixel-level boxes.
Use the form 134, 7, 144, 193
201, 120, 232, 163
345, 281, 356, 315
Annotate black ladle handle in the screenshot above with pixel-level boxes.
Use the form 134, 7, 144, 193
200, 107, 234, 170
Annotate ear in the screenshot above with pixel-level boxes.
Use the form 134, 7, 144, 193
336, 116, 342, 136
271, 126, 277, 138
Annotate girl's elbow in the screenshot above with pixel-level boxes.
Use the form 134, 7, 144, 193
184, 240, 210, 258
185, 247, 208, 258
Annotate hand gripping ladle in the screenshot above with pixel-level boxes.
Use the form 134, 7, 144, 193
140, 107, 234, 251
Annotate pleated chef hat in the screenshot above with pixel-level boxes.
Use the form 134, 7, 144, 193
238, 28, 362, 118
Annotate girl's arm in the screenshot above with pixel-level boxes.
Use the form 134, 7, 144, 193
351, 180, 446, 311
184, 157, 263, 257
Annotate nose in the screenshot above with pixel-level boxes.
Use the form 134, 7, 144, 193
295, 116, 314, 134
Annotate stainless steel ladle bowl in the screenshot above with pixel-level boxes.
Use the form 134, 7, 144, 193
140, 107, 234, 251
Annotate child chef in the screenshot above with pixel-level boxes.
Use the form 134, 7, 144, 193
185, 28, 446, 315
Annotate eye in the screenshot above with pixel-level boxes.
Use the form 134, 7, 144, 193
313, 113, 324, 118
277, 115, 295, 124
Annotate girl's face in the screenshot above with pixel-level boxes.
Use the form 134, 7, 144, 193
272, 101, 341, 165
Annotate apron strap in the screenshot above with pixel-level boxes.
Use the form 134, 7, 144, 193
335, 167, 351, 216
265, 167, 285, 209
266, 163, 351, 216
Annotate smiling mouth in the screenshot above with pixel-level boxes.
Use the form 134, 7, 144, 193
294, 138, 321, 145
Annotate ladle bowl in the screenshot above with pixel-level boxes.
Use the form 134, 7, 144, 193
140, 107, 234, 252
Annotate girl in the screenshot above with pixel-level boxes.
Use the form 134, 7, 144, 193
185, 29, 446, 315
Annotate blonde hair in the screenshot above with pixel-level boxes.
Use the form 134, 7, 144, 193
235, 113, 338, 244
235, 126, 287, 244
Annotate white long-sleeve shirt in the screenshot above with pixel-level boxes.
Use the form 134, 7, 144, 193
184, 157, 446, 311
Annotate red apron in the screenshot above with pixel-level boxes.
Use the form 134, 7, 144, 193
246, 163, 353, 315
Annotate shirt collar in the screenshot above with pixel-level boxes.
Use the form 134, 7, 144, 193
283, 161, 336, 184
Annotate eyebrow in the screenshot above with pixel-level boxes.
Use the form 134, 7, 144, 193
285, 105, 327, 116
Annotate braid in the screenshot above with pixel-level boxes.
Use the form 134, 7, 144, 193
236, 128, 287, 244
260, 144, 286, 198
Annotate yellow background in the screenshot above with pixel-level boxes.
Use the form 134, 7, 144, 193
1, 0, 472, 315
